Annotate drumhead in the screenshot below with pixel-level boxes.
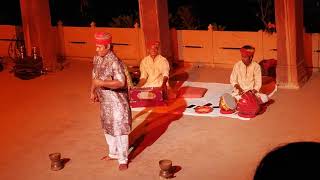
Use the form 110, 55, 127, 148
222, 93, 236, 109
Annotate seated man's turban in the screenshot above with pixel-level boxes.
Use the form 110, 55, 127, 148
240, 47, 255, 57
147, 40, 160, 48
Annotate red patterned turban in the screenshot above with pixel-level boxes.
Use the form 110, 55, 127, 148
94, 32, 112, 46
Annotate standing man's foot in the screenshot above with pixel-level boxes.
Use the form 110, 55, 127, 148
118, 164, 128, 171
100, 156, 117, 161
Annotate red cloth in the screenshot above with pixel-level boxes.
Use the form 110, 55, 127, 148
260, 76, 276, 95
240, 47, 255, 57
259, 59, 277, 78
260, 59, 277, 70
95, 32, 112, 45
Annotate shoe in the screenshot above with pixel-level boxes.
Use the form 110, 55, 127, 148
118, 164, 128, 171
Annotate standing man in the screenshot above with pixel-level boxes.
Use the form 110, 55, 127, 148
136, 40, 170, 89
230, 45, 268, 103
90, 32, 131, 171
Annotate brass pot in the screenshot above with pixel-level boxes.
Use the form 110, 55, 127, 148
159, 159, 173, 179
49, 153, 63, 171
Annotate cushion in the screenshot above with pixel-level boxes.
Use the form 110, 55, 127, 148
262, 76, 274, 84
260, 76, 276, 95
177, 86, 208, 98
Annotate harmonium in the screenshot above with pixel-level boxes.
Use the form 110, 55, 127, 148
129, 87, 166, 108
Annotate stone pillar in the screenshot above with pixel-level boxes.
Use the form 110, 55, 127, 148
208, 24, 214, 66
20, 0, 57, 71
274, 0, 308, 88
134, 22, 141, 64
56, 20, 65, 59
138, 0, 173, 63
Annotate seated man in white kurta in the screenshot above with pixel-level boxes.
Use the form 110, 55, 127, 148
136, 40, 170, 90
230, 45, 268, 103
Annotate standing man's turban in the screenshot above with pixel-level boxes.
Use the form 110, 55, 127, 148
94, 32, 112, 46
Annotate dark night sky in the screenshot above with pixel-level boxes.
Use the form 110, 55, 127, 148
1, 0, 320, 32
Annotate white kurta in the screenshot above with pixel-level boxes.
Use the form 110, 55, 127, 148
139, 55, 170, 87
230, 61, 268, 103
230, 61, 262, 92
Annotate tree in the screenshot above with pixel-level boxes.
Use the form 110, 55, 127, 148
256, 0, 276, 33
108, 11, 139, 28
169, 5, 200, 30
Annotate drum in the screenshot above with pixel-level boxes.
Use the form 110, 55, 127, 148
194, 106, 213, 114
237, 90, 261, 118
219, 93, 237, 114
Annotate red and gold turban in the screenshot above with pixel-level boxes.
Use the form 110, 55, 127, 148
240, 47, 255, 57
94, 32, 112, 46
147, 40, 160, 48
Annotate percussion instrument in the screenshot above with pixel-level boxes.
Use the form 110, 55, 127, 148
219, 93, 237, 114
194, 105, 213, 114
237, 90, 261, 118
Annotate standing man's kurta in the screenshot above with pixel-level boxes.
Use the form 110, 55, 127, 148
92, 52, 132, 136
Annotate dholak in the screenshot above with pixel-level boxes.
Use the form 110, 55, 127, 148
237, 91, 261, 118
219, 93, 237, 114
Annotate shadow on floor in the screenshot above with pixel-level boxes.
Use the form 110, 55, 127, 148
128, 70, 189, 161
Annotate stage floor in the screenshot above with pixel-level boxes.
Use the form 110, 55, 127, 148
1, 59, 320, 180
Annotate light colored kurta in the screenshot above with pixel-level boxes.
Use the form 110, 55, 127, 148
230, 61, 268, 103
230, 61, 262, 93
92, 51, 132, 136
139, 54, 170, 87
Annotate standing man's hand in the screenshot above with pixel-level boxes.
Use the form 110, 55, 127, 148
92, 79, 103, 88
90, 79, 102, 103
90, 92, 99, 103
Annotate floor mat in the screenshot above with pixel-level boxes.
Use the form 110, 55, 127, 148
131, 81, 263, 120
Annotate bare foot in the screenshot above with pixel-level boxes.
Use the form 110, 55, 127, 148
118, 164, 128, 171
100, 156, 117, 161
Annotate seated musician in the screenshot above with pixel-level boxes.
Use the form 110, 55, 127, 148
136, 40, 170, 91
230, 45, 268, 104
